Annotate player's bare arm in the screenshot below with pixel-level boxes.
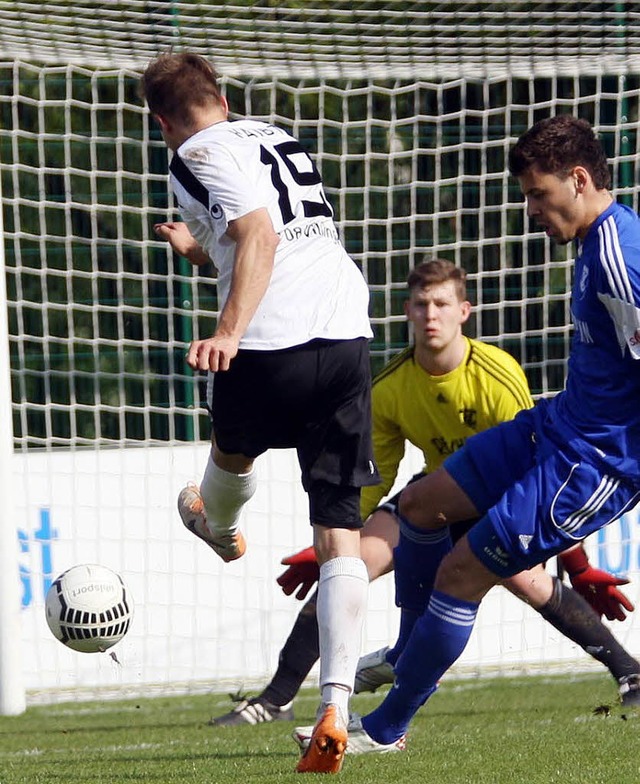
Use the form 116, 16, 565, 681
153, 221, 212, 267
186, 207, 279, 372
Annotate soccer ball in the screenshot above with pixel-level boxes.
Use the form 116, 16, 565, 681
45, 564, 133, 653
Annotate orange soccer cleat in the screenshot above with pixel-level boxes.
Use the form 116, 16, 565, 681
296, 704, 348, 774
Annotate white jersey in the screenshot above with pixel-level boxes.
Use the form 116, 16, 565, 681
169, 120, 373, 350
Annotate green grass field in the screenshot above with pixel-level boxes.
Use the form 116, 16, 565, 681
1, 673, 638, 784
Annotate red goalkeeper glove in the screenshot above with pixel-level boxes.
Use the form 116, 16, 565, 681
560, 547, 635, 622
276, 545, 320, 600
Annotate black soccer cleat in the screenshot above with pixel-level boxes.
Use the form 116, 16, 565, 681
619, 673, 640, 707
209, 696, 294, 726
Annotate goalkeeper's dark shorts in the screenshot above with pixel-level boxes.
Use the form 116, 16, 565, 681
207, 336, 380, 529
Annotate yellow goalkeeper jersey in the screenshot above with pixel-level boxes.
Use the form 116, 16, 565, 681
360, 337, 534, 518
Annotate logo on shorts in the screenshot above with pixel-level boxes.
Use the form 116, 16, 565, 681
483, 545, 509, 569
210, 203, 224, 219
519, 534, 532, 551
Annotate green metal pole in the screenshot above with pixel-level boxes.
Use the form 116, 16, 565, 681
167, 4, 196, 442
615, 3, 633, 206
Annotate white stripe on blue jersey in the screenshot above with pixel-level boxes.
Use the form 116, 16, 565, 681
553, 201, 640, 478
599, 216, 634, 303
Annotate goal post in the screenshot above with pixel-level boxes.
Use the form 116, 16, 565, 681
1, 2, 640, 706
0, 168, 26, 715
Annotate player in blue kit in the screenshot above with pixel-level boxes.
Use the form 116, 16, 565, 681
356, 114, 640, 750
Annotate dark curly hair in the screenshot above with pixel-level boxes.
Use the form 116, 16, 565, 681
508, 115, 611, 190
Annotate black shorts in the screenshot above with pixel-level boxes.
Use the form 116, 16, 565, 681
208, 337, 380, 528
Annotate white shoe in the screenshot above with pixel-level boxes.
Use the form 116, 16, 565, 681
354, 646, 395, 693
292, 713, 406, 756
178, 483, 246, 562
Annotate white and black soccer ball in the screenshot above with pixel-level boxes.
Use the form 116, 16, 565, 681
45, 564, 133, 653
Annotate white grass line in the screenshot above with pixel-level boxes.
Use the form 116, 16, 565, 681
0, 739, 185, 760
44, 704, 149, 717
443, 672, 607, 694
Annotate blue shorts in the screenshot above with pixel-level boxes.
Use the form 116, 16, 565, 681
445, 400, 640, 578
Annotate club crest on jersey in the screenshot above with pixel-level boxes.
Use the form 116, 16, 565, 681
210, 202, 224, 219
579, 264, 589, 298
460, 408, 477, 428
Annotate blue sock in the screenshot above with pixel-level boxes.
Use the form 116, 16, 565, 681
363, 589, 478, 744
386, 517, 452, 666
386, 608, 419, 666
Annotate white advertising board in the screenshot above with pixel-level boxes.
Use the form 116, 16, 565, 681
17, 444, 640, 703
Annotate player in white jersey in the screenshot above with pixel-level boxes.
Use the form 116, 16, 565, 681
140, 53, 379, 774
354, 115, 640, 750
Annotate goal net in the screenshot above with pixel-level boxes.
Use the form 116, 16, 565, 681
3, 1, 640, 709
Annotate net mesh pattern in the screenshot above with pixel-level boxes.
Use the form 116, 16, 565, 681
1, 2, 639, 448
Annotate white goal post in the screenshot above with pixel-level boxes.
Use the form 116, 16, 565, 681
0, 169, 25, 715
1, 2, 640, 711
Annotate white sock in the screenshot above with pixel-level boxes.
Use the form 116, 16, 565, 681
317, 556, 368, 719
199, 455, 257, 538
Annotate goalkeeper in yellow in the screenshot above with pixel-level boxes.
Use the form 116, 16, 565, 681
211, 259, 639, 743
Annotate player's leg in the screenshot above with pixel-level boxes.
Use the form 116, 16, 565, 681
314, 522, 366, 711
502, 563, 553, 606
295, 338, 376, 773
539, 576, 640, 701
356, 514, 481, 693
360, 452, 550, 748
361, 414, 640, 748
368, 410, 538, 678
256, 592, 319, 712
355, 420, 535, 698
260, 508, 397, 710
362, 534, 496, 745
505, 566, 640, 703
360, 506, 399, 579
178, 441, 256, 561
356, 506, 454, 696
296, 503, 367, 774
210, 505, 399, 725
178, 360, 259, 562
387, 515, 453, 663
353, 508, 404, 692
359, 415, 539, 745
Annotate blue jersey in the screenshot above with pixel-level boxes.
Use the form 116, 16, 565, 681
552, 201, 640, 480
447, 200, 640, 576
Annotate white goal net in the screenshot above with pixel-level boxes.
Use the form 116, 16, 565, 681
2, 1, 640, 710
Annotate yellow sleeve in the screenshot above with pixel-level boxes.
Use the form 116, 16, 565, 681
468, 340, 534, 427
360, 382, 405, 519
487, 359, 533, 425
